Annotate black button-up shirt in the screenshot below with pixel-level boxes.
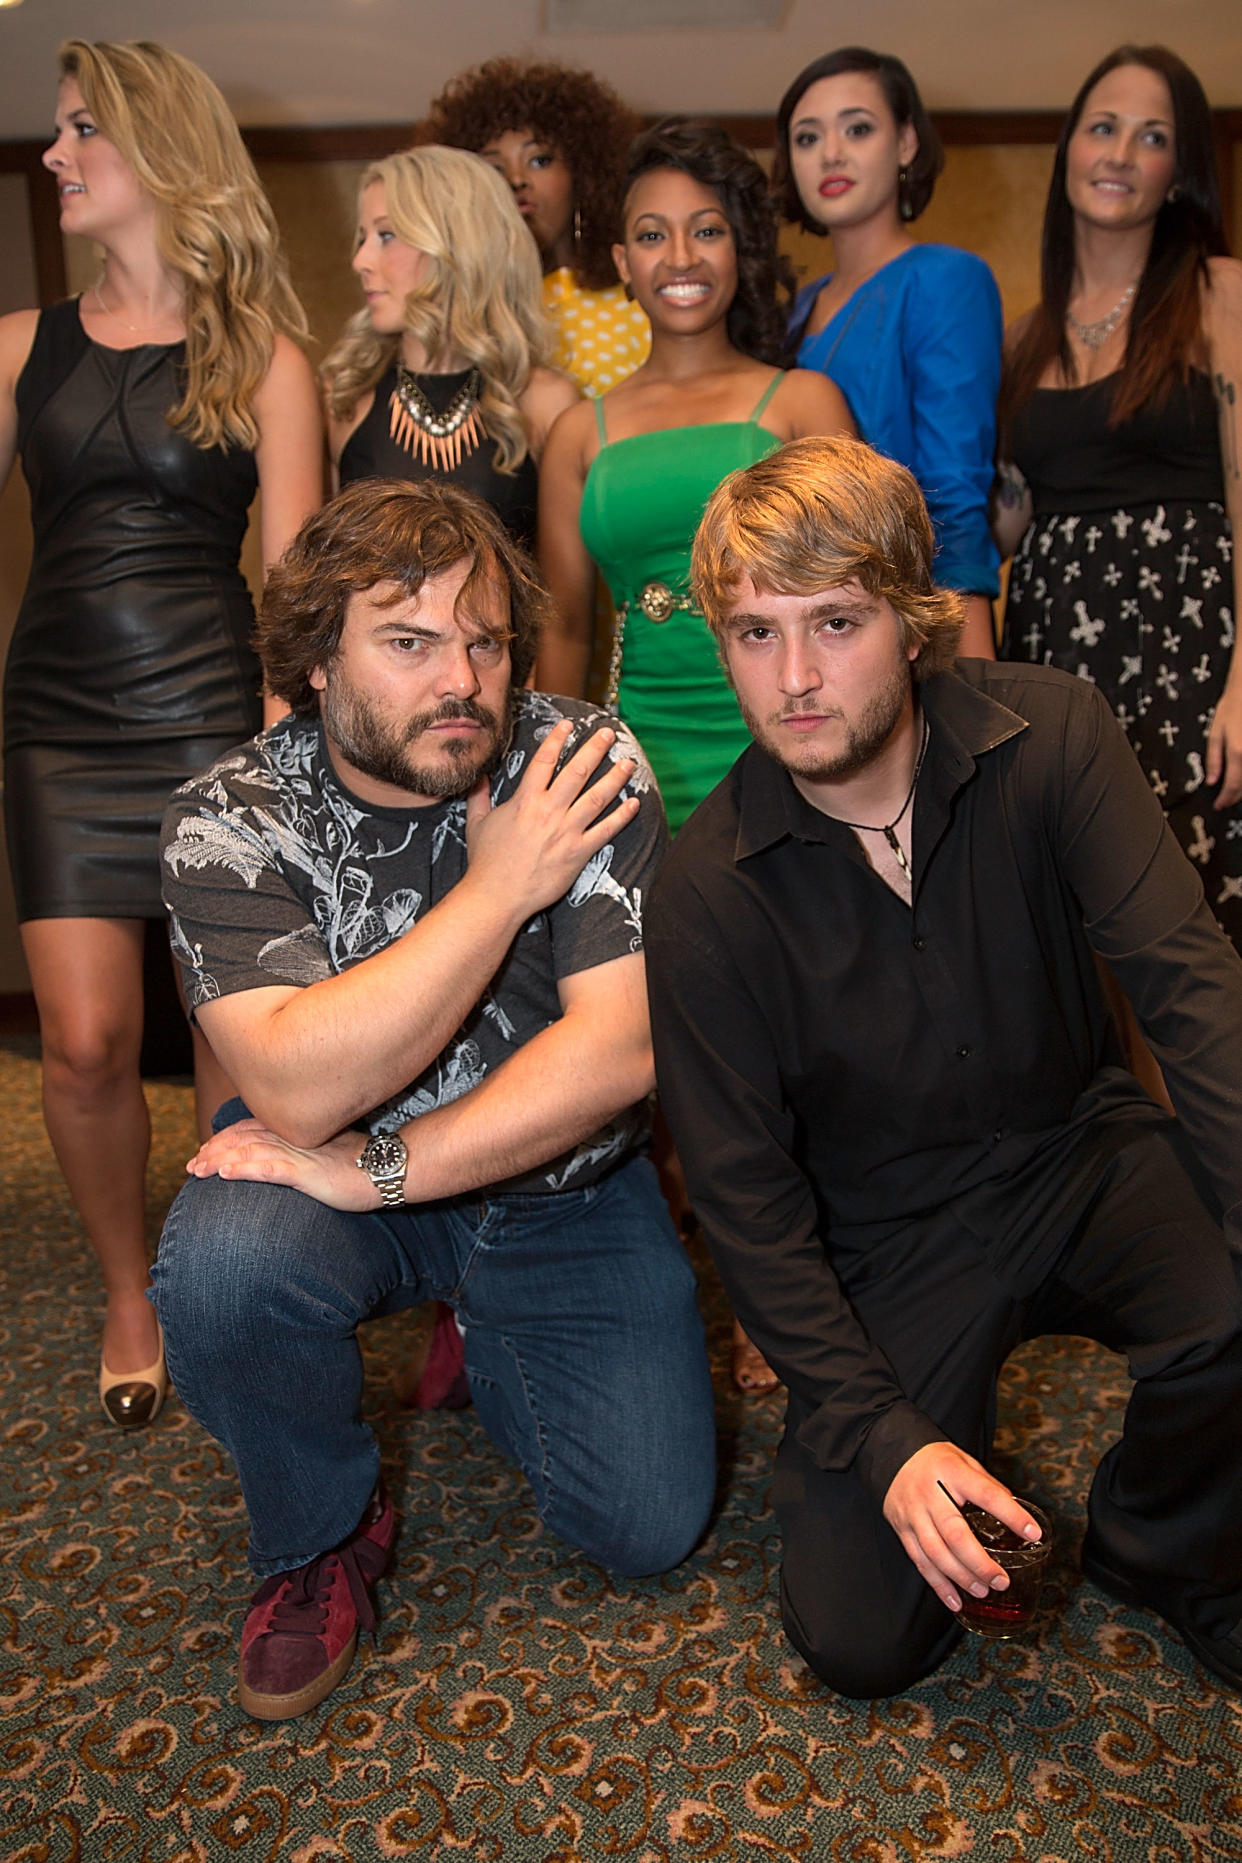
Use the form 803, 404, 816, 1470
647, 663, 1242, 1500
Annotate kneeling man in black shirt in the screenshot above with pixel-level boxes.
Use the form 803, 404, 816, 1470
646, 435, 1242, 1697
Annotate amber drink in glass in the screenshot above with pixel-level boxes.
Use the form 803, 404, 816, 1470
955, 1501, 1052, 1638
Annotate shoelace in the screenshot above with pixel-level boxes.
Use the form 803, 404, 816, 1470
254, 1519, 388, 1641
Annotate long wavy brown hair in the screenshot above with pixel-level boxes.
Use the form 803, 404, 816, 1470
422, 58, 639, 292
999, 44, 1228, 442
60, 39, 308, 452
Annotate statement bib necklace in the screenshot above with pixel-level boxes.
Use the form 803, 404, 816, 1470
834, 715, 930, 885
1067, 281, 1136, 351
389, 364, 484, 469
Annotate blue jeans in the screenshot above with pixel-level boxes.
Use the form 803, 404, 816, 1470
151, 1119, 715, 1580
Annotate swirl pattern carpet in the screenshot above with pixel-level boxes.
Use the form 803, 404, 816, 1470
1, 1034, 1239, 1861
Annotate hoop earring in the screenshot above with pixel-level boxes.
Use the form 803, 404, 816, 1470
897, 166, 914, 223
1166, 183, 1182, 204
573, 204, 583, 249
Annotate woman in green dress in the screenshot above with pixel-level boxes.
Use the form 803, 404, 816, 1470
539, 119, 850, 1393
538, 116, 851, 835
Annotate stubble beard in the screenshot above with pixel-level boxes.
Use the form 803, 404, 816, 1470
739, 658, 914, 783
322, 678, 516, 800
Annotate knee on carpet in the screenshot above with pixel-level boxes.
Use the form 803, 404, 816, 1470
563, 1468, 714, 1580
779, 1574, 957, 1700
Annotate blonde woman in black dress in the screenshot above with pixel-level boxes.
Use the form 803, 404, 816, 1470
324, 144, 578, 540
0, 41, 321, 1426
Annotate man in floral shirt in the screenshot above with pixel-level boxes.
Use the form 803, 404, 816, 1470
155, 479, 713, 1722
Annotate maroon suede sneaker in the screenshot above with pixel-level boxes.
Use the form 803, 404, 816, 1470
238, 1482, 396, 1721
408, 1301, 472, 1410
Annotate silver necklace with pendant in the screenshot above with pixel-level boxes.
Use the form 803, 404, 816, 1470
1067, 281, 1136, 351
835, 715, 930, 884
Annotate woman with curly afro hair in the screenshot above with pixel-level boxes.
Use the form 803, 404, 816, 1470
424, 57, 650, 395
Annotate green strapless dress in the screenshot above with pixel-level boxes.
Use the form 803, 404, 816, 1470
579, 375, 783, 832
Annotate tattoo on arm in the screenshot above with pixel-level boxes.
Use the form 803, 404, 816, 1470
994, 460, 1029, 509
1215, 372, 1239, 485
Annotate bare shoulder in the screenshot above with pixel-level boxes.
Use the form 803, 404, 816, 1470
254, 332, 318, 407
539, 391, 597, 471
521, 364, 581, 459
0, 309, 40, 394
773, 366, 854, 438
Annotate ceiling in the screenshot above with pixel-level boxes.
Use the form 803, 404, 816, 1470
0, 0, 1237, 139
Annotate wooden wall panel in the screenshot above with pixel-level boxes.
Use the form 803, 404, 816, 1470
0, 111, 1239, 995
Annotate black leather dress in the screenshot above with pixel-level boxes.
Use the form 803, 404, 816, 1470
3, 299, 262, 920
338, 365, 538, 550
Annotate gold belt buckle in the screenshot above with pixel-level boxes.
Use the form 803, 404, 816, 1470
637, 579, 675, 624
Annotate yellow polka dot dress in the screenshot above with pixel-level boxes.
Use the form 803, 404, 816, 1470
543, 268, 651, 396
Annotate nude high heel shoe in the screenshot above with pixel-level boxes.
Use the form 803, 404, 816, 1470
99, 1321, 168, 1428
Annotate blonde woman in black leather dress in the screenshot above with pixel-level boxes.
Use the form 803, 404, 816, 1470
0, 40, 321, 1427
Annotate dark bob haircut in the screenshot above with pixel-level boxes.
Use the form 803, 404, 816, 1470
422, 58, 640, 293
622, 116, 793, 367
771, 46, 945, 231
258, 478, 549, 718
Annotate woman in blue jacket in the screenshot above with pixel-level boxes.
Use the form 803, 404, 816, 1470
774, 47, 1001, 657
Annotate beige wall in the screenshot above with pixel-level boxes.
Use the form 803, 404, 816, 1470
0, 131, 1214, 990
779, 142, 1053, 324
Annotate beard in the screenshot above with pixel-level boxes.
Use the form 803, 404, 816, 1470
322, 677, 515, 801
738, 658, 913, 783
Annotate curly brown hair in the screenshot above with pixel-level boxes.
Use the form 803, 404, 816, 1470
422, 58, 639, 292
259, 479, 549, 717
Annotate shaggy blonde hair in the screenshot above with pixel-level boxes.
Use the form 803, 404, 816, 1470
692, 436, 964, 678
60, 39, 309, 452
321, 146, 553, 474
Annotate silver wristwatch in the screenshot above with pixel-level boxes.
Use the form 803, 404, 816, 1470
356, 1132, 408, 1208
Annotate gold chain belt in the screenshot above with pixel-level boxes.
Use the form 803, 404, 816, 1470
605, 579, 698, 709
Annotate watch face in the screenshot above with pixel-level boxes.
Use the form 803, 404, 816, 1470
364, 1136, 406, 1176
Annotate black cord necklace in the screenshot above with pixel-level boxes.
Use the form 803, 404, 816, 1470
834, 714, 929, 884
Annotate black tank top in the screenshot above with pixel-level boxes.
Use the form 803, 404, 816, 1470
339, 365, 538, 550
1011, 368, 1224, 517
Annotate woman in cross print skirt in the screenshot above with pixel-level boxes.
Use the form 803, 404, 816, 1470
997, 45, 1242, 947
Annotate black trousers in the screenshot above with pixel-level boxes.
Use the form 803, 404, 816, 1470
774, 1129, 1242, 1698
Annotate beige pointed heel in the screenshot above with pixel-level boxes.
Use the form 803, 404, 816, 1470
99, 1321, 168, 1429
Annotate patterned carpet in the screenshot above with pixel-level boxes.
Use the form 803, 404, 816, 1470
2, 1031, 1240, 1862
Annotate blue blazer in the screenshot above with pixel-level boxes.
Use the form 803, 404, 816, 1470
790, 244, 1003, 596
